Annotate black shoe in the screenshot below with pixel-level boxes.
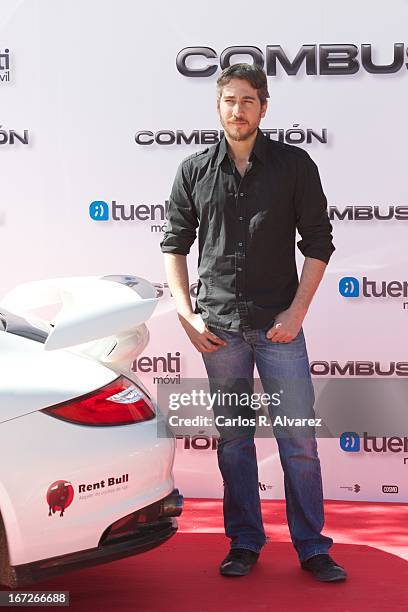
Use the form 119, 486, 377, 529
301, 554, 347, 582
220, 548, 259, 577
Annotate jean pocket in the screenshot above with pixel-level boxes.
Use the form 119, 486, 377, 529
207, 325, 233, 341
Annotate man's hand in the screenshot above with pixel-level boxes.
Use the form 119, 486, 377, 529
163, 254, 226, 352
266, 257, 327, 342
266, 307, 305, 343
179, 313, 227, 353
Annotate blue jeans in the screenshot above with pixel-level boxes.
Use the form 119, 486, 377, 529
202, 325, 333, 562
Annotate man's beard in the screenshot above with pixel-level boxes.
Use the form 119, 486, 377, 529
221, 117, 260, 142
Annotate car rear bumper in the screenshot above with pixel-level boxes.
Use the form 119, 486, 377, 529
11, 489, 183, 587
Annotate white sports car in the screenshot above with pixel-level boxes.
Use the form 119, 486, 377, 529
0, 275, 183, 588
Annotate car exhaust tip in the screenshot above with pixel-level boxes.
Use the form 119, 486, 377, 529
99, 489, 184, 548
160, 489, 183, 518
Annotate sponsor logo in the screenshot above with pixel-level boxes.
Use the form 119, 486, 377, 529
89, 199, 169, 231
132, 352, 181, 384
0, 127, 28, 146
339, 277, 359, 297
340, 432, 360, 452
134, 127, 327, 146
340, 432, 408, 453
329, 206, 408, 221
78, 474, 129, 495
340, 484, 361, 493
339, 276, 408, 309
132, 352, 181, 374
259, 481, 273, 491
382, 485, 399, 494
310, 360, 408, 377
89, 201, 109, 221
0, 48, 10, 83
46, 480, 74, 517
176, 44, 408, 78
176, 434, 219, 450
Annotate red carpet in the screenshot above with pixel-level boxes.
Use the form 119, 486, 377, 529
2, 500, 408, 611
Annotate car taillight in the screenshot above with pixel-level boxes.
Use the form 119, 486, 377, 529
40, 376, 155, 426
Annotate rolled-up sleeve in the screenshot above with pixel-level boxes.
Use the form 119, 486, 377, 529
160, 159, 198, 256
294, 152, 335, 264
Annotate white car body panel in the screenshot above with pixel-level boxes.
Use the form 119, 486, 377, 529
0, 333, 116, 422
1, 411, 174, 565
1, 275, 157, 351
0, 275, 178, 576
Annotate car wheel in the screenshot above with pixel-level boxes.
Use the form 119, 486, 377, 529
0, 516, 17, 588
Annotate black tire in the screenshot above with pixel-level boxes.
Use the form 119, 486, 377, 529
0, 515, 17, 588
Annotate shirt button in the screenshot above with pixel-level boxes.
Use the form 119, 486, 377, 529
238, 292, 243, 297
237, 267, 243, 272
239, 216, 243, 221
240, 193, 244, 197
238, 242, 243, 246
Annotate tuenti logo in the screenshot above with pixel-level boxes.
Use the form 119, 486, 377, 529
339, 276, 408, 309
89, 201, 109, 220
134, 126, 327, 146
89, 200, 169, 232
340, 432, 408, 453
132, 352, 181, 373
132, 352, 181, 385
382, 485, 399, 494
329, 205, 408, 221
0, 48, 10, 83
340, 432, 360, 452
176, 44, 408, 78
339, 277, 359, 297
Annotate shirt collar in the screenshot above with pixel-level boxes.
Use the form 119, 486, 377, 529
216, 128, 268, 167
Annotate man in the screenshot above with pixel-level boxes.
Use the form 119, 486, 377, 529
160, 63, 347, 582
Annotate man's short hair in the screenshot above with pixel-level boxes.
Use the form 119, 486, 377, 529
216, 63, 270, 105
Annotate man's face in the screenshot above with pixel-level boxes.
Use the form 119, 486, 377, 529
217, 77, 267, 142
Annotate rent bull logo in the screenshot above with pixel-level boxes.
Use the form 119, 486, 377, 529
46, 480, 74, 517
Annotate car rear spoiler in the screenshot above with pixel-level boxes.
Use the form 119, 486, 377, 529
0, 275, 158, 351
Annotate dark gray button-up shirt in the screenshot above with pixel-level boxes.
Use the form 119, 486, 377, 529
160, 129, 335, 331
